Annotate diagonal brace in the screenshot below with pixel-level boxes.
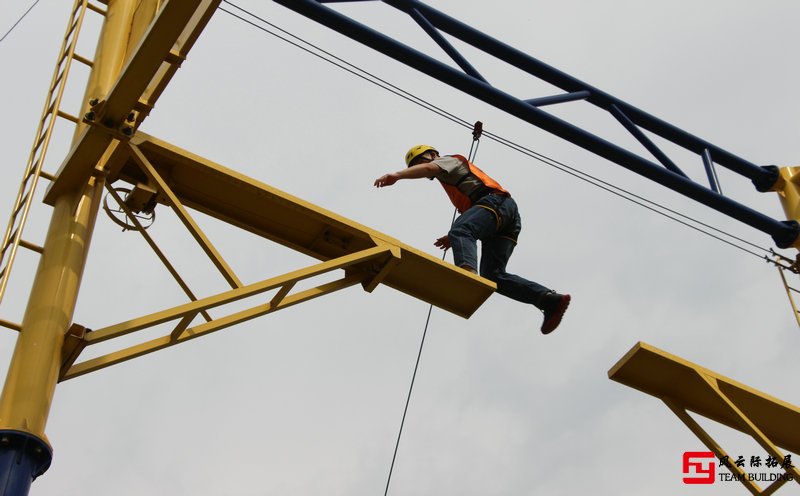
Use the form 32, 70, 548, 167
609, 104, 687, 178
407, 8, 486, 83
663, 372, 800, 495
104, 183, 213, 322
663, 397, 764, 495
127, 142, 244, 289
697, 373, 800, 483
85, 244, 397, 345
61, 273, 366, 381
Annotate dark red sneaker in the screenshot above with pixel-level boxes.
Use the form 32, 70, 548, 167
540, 292, 571, 335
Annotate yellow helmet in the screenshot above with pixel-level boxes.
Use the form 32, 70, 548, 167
404, 145, 438, 166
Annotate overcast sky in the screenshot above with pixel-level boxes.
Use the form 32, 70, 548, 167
1, 1, 800, 495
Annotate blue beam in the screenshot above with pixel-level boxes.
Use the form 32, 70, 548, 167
525, 90, 591, 108
407, 8, 487, 83
272, 0, 798, 248
609, 104, 688, 178
702, 148, 723, 194
385, 0, 771, 184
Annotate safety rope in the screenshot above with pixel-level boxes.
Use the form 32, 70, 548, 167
384, 122, 482, 496
0, 0, 41, 45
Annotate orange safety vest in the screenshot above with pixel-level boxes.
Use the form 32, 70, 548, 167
438, 155, 509, 213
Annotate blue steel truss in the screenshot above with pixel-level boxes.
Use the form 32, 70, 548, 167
272, 0, 798, 248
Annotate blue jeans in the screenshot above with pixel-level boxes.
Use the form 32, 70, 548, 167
448, 194, 551, 307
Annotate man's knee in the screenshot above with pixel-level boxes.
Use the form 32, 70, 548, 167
448, 224, 471, 240
480, 267, 501, 282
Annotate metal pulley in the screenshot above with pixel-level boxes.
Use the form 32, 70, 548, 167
102, 186, 156, 231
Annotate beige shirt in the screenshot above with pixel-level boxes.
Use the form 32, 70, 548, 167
432, 155, 484, 197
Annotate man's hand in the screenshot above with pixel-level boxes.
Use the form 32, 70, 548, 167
374, 173, 400, 187
434, 235, 451, 250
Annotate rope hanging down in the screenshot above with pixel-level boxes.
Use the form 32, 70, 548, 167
384, 121, 482, 496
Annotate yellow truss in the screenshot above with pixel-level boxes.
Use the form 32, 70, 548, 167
55, 134, 494, 379
0, 0, 494, 453
609, 342, 800, 495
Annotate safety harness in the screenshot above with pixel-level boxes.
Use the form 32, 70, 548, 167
437, 154, 510, 214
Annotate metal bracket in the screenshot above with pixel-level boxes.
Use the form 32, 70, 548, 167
83, 98, 136, 140
59, 324, 88, 380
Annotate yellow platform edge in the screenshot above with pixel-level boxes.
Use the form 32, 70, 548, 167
609, 341, 800, 455
111, 132, 495, 319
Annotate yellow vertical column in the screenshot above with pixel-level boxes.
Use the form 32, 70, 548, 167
0, 1, 156, 492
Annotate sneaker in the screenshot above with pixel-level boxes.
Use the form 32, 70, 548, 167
540, 292, 571, 335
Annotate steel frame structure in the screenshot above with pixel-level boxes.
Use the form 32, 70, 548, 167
0, 0, 93, 309
272, 0, 800, 249
275, 3, 800, 495
0, 2, 494, 492
0, 2, 222, 492
1, 1, 798, 494
610, 342, 800, 495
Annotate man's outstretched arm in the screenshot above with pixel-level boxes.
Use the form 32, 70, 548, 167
374, 162, 440, 187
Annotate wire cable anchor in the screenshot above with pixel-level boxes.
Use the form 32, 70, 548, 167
103, 187, 156, 231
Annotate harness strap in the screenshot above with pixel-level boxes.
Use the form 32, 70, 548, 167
474, 204, 501, 230
474, 193, 511, 232
455, 170, 509, 204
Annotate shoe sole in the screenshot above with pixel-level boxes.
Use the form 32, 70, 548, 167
541, 294, 571, 335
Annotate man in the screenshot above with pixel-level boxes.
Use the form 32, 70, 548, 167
373, 145, 571, 334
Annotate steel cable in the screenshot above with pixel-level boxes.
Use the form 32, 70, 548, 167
219, 4, 783, 492
219, 1, 773, 262
0, 0, 42, 45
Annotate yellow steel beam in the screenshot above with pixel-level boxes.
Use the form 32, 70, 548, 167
696, 372, 800, 482
361, 245, 402, 293
269, 281, 296, 307
61, 273, 366, 380
610, 342, 800, 493
0, 0, 138, 442
45, 0, 221, 205
663, 399, 764, 495
169, 312, 198, 342
127, 142, 243, 289
71, 0, 137, 141
0, 174, 106, 441
85, 244, 395, 345
110, 133, 495, 318
103, 184, 212, 322
59, 245, 400, 379
92, 0, 209, 126
135, 0, 220, 128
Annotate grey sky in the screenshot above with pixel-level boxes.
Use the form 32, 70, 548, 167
1, 1, 799, 495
